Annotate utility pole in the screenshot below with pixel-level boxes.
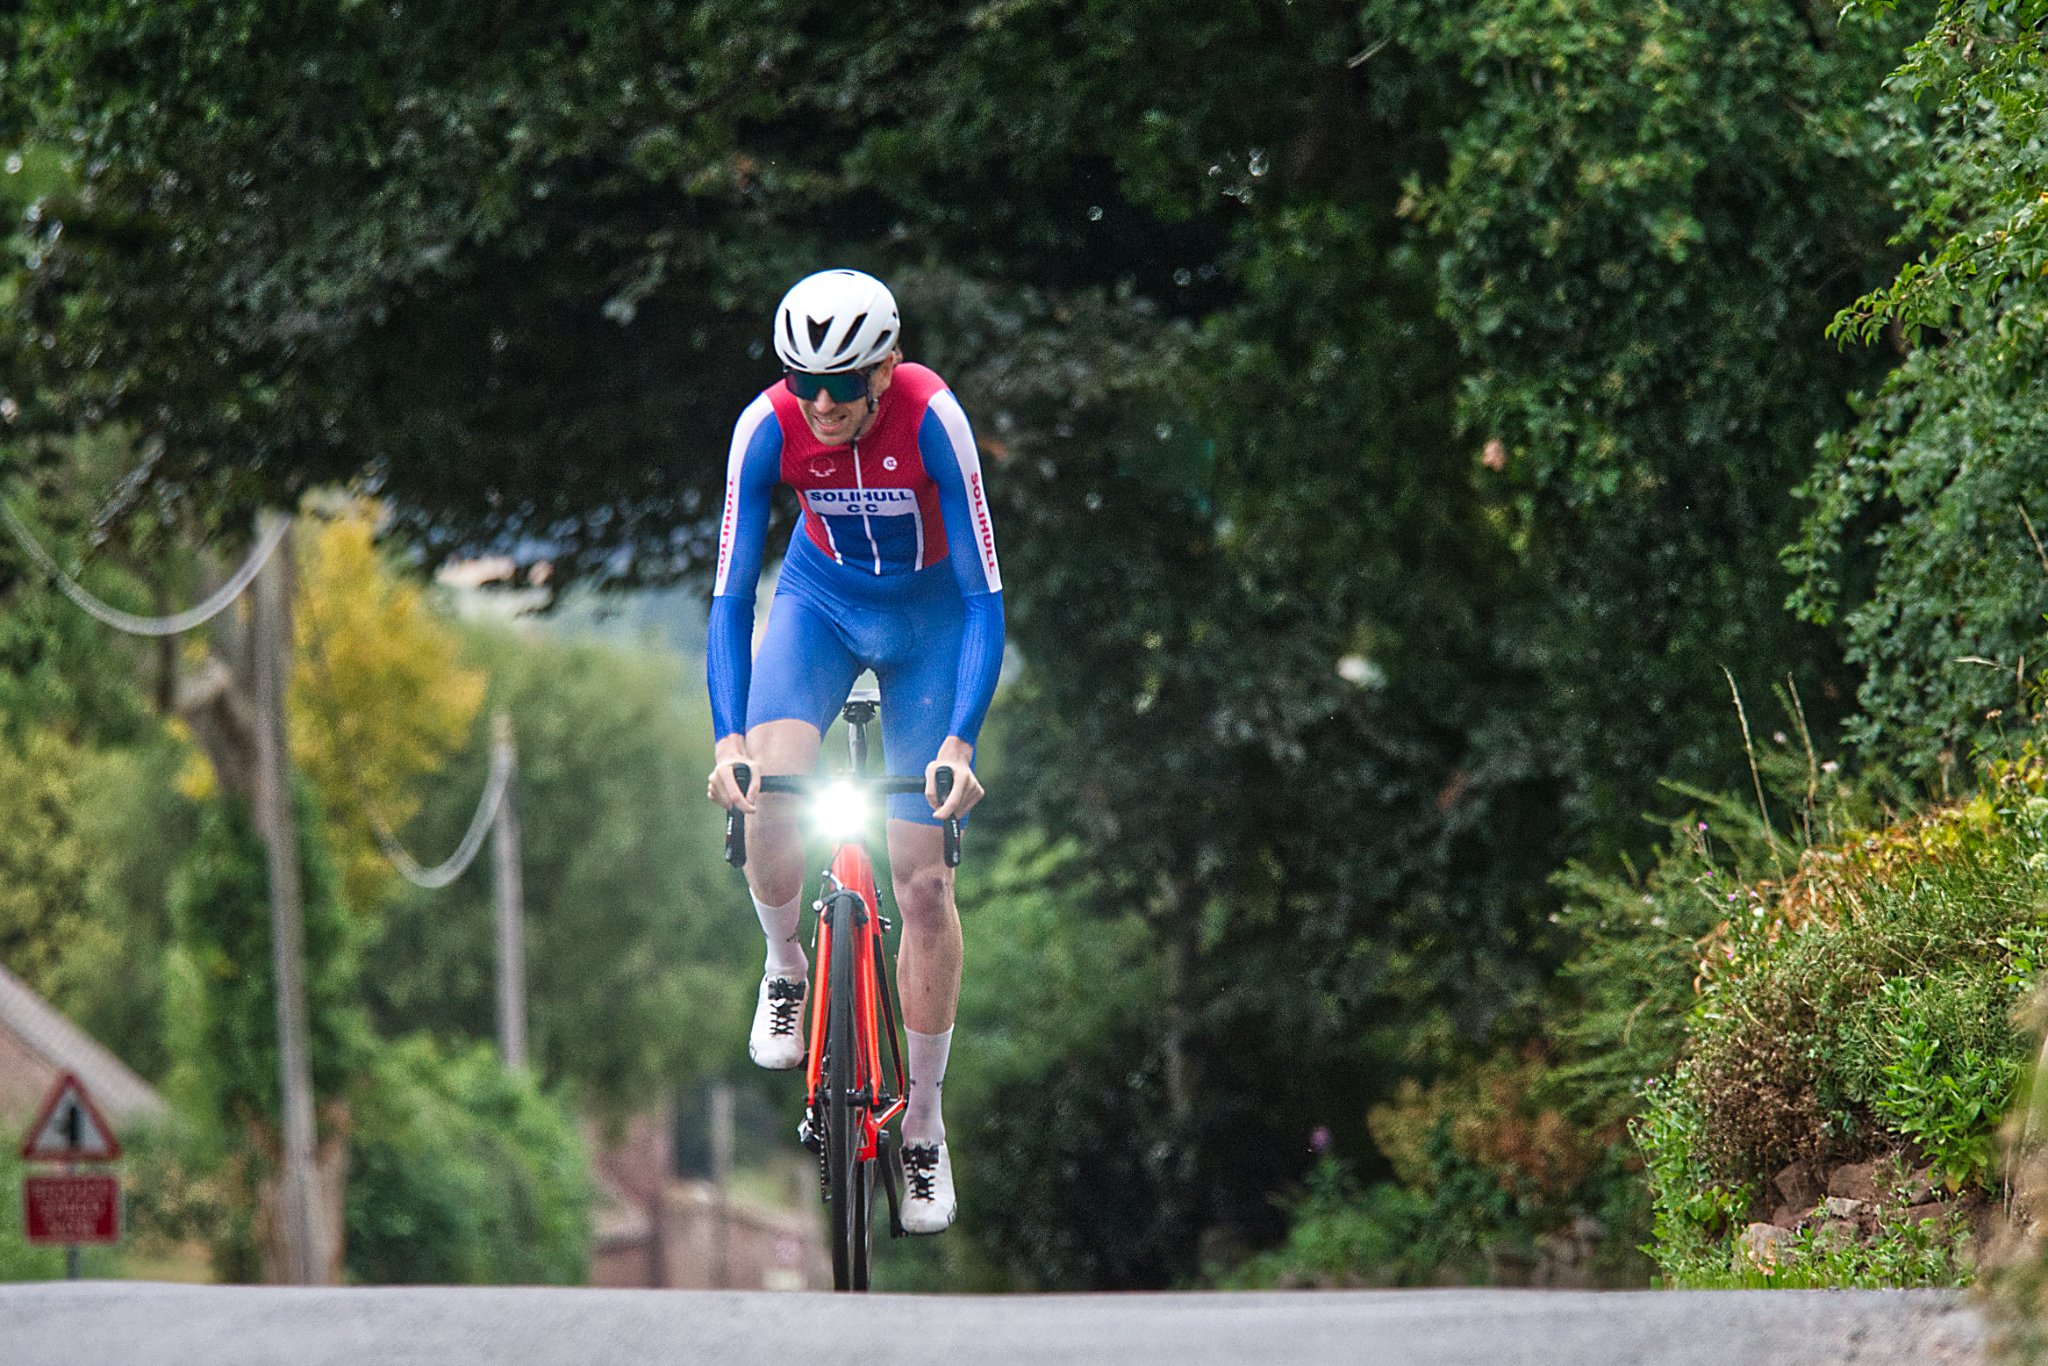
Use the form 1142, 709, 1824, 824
711, 1080, 734, 1290
492, 712, 528, 1073
250, 511, 326, 1286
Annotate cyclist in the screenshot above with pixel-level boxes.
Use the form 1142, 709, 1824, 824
704, 269, 1003, 1235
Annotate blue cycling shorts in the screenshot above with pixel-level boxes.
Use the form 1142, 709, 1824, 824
746, 538, 966, 826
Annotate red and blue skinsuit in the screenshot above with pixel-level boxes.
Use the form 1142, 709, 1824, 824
707, 363, 1005, 824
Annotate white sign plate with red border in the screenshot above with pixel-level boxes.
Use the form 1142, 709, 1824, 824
19, 1071, 121, 1162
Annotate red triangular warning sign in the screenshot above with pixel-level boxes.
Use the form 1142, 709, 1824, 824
20, 1071, 121, 1162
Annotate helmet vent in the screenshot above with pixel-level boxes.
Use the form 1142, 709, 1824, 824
832, 312, 870, 365
806, 316, 833, 352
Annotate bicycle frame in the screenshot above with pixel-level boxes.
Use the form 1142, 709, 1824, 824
805, 844, 908, 1159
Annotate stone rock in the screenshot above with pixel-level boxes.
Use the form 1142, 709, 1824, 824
1818, 1195, 1867, 1220
1772, 1161, 1820, 1210
1827, 1159, 1882, 1204
1737, 1222, 1793, 1271
1769, 1202, 1807, 1230
1810, 1218, 1858, 1252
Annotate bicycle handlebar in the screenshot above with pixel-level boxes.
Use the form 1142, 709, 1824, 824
724, 764, 963, 868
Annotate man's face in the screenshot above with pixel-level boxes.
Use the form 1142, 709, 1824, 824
793, 355, 898, 446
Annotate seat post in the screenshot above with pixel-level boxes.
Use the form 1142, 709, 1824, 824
841, 691, 880, 776
848, 714, 870, 775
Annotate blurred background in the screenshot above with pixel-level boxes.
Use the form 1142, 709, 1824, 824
1, 0, 2046, 1305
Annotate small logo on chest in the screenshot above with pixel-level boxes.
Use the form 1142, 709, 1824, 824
808, 459, 837, 480
883, 456, 898, 471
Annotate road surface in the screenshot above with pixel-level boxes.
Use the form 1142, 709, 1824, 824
0, 1281, 1989, 1364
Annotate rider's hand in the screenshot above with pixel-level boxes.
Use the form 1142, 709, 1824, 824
707, 734, 759, 813
927, 736, 983, 821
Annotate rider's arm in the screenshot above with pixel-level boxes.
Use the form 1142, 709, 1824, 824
707, 393, 784, 743
920, 391, 1005, 748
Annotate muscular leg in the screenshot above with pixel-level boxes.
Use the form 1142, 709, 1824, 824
888, 819, 962, 1033
736, 719, 824, 1070
889, 820, 960, 1161
743, 718, 823, 945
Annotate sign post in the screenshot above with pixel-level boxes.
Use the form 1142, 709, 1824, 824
20, 1071, 124, 1276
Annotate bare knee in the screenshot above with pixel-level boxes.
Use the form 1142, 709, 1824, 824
892, 863, 955, 930
742, 719, 819, 906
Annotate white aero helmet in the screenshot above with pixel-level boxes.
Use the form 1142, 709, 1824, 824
773, 269, 900, 373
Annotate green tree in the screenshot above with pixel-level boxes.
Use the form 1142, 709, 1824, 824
0, 724, 94, 993
44, 734, 199, 1083
1790, 2, 2048, 782
1368, 0, 1912, 842
163, 784, 367, 1281
346, 1036, 589, 1285
364, 621, 751, 1116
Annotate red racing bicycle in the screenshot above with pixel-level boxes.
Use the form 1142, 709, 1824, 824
724, 689, 961, 1291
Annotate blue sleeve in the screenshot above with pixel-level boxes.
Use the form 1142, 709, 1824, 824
707, 395, 783, 741
920, 394, 1006, 747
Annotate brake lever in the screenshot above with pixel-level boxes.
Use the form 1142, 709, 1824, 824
724, 762, 752, 868
933, 765, 962, 868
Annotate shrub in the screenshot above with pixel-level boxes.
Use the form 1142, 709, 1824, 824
1851, 975, 2023, 1191
1633, 1070, 1755, 1282
344, 1036, 590, 1285
1224, 1160, 1435, 1288
1634, 746, 2048, 1283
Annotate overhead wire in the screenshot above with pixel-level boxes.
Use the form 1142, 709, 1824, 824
298, 551, 512, 891
4, 486, 511, 891
0, 495, 289, 637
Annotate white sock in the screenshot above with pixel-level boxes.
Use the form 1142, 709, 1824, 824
903, 1026, 953, 1146
753, 892, 807, 980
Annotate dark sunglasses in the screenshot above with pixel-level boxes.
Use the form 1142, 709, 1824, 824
784, 367, 873, 404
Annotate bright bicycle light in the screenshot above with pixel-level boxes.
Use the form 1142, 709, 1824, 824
812, 780, 871, 840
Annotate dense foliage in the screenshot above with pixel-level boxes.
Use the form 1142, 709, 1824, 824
159, 785, 365, 1279
1791, 1, 2048, 784
345, 1036, 590, 1285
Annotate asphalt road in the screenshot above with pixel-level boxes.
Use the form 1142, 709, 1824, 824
0, 1282, 1990, 1365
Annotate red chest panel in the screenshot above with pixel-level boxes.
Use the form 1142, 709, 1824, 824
767, 364, 951, 573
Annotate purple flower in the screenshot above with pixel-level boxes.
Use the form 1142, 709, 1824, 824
1309, 1125, 1333, 1155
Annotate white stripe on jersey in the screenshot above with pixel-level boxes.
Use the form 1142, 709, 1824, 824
853, 442, 881, 574
714, 393, 777, 596
928, 389, 1002, 593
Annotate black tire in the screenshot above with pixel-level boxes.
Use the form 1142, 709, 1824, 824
824, 892, 872, 1291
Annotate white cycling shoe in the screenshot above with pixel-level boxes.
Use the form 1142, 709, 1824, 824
899, 1140, 957, 1234
748, 974, 807, 1071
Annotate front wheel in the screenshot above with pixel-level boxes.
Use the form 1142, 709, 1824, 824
823, 891, 872, 1291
